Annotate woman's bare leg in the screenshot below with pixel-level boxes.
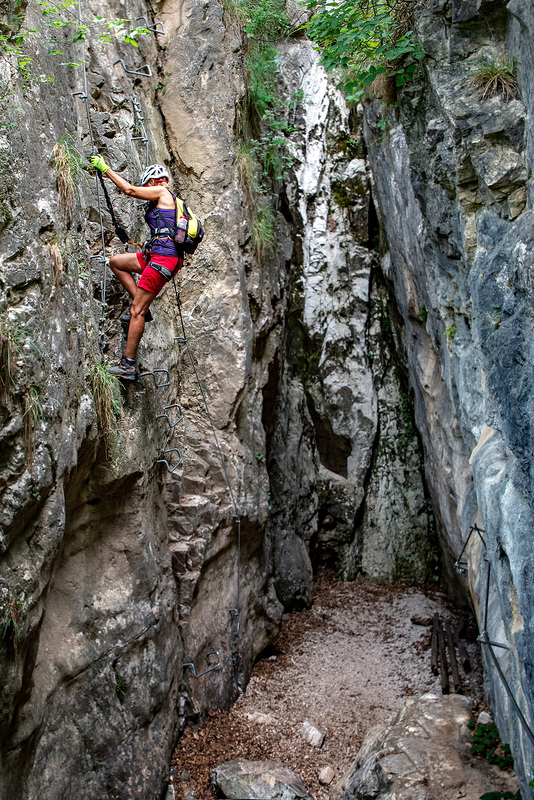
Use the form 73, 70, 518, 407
109, 252, 143, 299
124, 288, 156, 360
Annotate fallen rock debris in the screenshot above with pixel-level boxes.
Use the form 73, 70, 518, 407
213, 758, 315, 800
330, 693, 520, 800
318, 766, 335, 786
299, 721, 326, 748
172, 571, 485, 800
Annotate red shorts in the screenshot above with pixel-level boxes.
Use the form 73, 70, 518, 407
136, 252, 183, 295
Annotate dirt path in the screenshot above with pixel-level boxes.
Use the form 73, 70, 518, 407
172, 571, 483, 799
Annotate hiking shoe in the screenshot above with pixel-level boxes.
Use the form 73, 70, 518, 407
109, 358, 136, 381
120, 309, 153, 325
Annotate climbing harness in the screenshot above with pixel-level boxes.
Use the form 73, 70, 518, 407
149, 195, 205, 255
455, 524, 534, 747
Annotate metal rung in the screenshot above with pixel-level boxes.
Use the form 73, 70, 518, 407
139, 369, 170, 388
478, 634, 510, 651
174, 335, 186, 343
131, 135, 148, 142
158, 448, 183, 473
72, 90, 87, 100
156, 404, 184, 428
183, 651, 220, 678
114, 59, 152, 78
136, 15, 166, 34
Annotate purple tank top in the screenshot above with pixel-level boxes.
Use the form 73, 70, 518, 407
145, 204, 179, 257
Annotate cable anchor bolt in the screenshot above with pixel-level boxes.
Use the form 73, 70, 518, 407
139, 368, 170, 388
156, 404, 184, 428
183, 651, 220, 678
114, 59, 152, 78
158, 448, 183, 474
136, 16, 166, 34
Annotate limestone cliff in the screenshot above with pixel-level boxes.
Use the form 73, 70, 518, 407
362, 0, 534, 794
0, 0, 284, 796
3, 0, 533, 795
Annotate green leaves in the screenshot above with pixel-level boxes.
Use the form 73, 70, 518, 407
470, 723, 514, 770
304, 0, 423, 101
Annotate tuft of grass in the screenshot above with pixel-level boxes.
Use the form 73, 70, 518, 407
237, 143, 259, 201
114, 667, 128, 701
416, 305, 427, 323
470, 56, 518, 101
246, 44, 280, 118
23, 386, 44, 461
89, 361, 122, 453
223, 0, 248, 27
251, 206, 276, 261
1, 590, 23, 646
0, 315, 23, 399
51, 133, 86, 222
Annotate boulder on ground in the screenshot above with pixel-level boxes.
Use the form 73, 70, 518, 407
330, 693, 520, 800
213, 758, 315, 800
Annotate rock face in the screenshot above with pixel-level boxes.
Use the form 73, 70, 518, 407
0, 0, 282, 796
213, 758, 315, 800
3, 0, 534, 795
362, 0, 534, 793
0, 4, 438, 799
267, 41, 437, 600
331, 693, 520, 800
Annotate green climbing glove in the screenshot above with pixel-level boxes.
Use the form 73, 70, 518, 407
90, 154, 110, 174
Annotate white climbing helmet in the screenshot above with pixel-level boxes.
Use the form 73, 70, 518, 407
140, 164, 169, 185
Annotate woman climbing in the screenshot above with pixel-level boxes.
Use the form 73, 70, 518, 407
90, 155, 183, 381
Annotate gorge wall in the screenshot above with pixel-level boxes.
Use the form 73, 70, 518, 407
1, 0, 534, 797
363, 0, 534, 794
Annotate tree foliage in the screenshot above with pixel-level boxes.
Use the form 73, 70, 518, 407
304, 0, 424, 101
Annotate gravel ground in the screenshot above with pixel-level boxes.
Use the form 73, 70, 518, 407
172, 570, 483, 799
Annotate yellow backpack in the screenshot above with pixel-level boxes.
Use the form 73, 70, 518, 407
175, 197, 204, 255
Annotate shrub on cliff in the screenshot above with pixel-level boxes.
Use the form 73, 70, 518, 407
303, 0, 424, 101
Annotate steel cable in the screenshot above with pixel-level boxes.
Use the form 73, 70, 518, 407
459, 526, 534, 747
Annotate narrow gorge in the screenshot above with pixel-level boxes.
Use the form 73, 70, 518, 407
0, 0, 533, 797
